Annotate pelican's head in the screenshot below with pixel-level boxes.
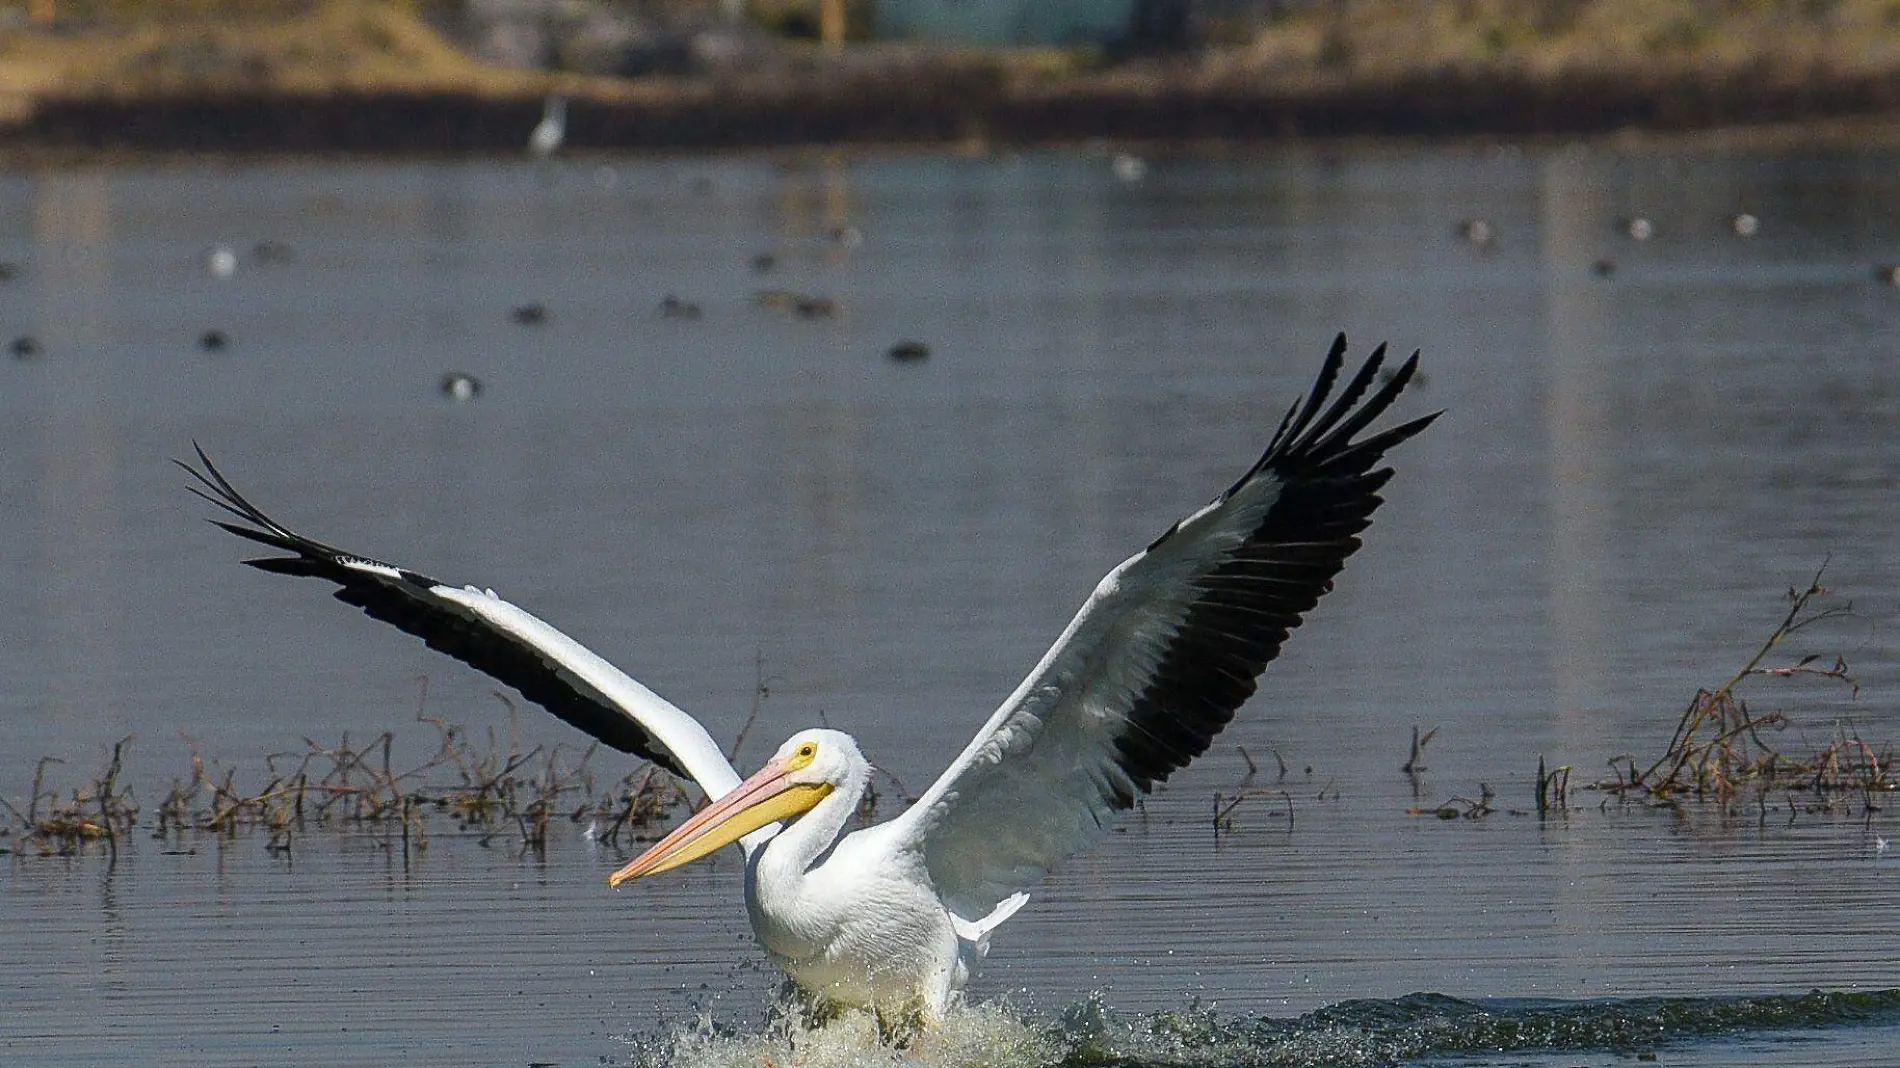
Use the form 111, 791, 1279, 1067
608, 729, 859, 887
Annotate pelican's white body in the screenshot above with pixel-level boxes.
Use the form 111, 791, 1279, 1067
752, 819, 965, 1016
730, 732, 1024, 1021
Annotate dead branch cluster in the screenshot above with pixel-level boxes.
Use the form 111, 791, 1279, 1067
0, 740, 139, 859
0, 700, 694, 859
1591, 561, 1893, 815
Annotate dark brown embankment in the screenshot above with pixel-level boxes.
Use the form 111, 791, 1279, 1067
14, 65, 1900, 154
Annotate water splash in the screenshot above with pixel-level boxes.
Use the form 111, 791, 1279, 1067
641, 1000, 1063, 1068
634, 989, 1900, 1068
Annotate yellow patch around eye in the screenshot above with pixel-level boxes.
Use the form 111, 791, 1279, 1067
786, 744, 818, 771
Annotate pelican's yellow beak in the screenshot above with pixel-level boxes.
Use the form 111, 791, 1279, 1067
608, 756, 832, 887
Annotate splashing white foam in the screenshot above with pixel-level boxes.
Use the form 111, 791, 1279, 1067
642, 1001, 1066, 1068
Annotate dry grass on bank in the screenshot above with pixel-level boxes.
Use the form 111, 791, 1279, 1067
1195, 0, 1900, 85
0, 0, 539, 101
9, 0, 1900, 105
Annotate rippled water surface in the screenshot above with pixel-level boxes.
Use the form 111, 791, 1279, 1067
4, 143, 1900, 1066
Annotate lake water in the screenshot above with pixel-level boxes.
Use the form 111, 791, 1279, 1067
3, 142, 1900, 1067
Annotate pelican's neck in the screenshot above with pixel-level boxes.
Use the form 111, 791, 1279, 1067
745, 756, 868, 928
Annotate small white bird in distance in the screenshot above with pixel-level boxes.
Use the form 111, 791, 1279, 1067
528, 95, 567, 159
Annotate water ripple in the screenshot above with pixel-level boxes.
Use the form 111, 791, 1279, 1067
642, 989, 1900, 1068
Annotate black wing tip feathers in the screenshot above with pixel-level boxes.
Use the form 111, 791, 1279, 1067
182, 445, 428, 581
179, 445, 287, 540
1369, 407, 1443, 454
1235, 335, 1432, 497
1271, 332, 1351, 454
244, 556, 329, 578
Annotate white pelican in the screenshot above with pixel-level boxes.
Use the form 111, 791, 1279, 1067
528, 94, 567, 159
204, 244, 238, 279
181, 336, 1435, 1027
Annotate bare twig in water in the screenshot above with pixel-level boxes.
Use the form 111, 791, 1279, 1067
1410, 782, 1494, 820
1536, 756, 1571, 817
726, 650, 785, 768
1212, 788, 1294, 832
1402, 725, 1437, 775
2, 741, 141, 854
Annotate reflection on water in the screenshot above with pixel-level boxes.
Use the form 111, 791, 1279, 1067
3, 144, 1900, 1066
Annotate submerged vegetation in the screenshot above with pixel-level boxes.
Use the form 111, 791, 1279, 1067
1397, 562, 1889, 825
0, 662, 908, 861
1388, 562, 1890, 825
0, 695, 695, 859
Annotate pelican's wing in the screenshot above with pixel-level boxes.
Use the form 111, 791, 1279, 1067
179, 446, 741, 799
897, 336, 1437, 920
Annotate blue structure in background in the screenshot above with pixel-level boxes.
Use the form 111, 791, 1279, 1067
874, 0, 1144, 46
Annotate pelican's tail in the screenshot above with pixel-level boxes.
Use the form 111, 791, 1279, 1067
951, 891, 1030, 958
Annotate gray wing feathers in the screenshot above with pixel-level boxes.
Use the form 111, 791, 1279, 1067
901, 336, 1437, 919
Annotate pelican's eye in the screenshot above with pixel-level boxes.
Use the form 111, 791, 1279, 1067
787, 741, 819, 770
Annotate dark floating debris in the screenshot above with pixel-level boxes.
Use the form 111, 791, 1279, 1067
755, 289, 840, 319
9, 335, 40, 359
0, 262, 18, 282
1591, 258, 1617, 278
659, 295, 702, 320
830, 224, 864, 249
1730, 212, 1760, 238
199, 329, 228, 352
1618, 215, 1655, 241
1379, 364, 1426, 389
794, 295, 837, 319
440, 371, 484, 401
1874, 264, 1900, 287
510, 302, 548, 326
751, 252, 777, 274
887, 340, 929, 363
252, 240, 295, 264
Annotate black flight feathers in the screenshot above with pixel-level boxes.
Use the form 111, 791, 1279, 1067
177, 445, 690, 775
1111, 335, 1438, 796
1250, 333, 1438, 494
179, 446, 443, 587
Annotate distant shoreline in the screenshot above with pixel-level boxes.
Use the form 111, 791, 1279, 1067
9, 63, 1900, 158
